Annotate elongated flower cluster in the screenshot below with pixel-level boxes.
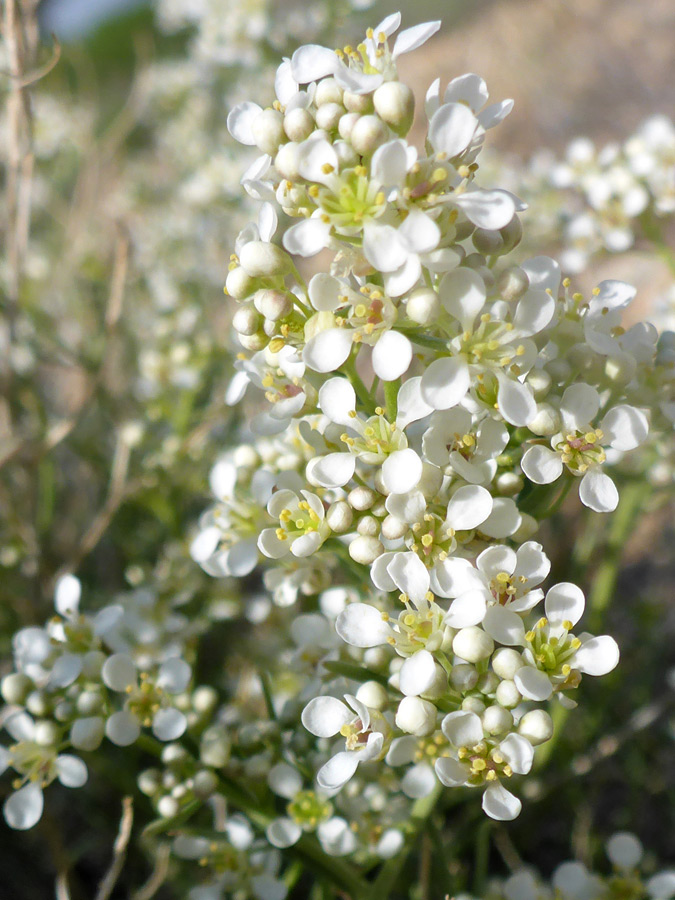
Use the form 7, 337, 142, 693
186, 12, 672, 823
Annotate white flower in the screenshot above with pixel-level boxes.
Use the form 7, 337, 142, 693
258, 489, 330, 559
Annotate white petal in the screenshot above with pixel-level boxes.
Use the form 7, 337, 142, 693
387, 551, 430, 601
478, 99, 514, 129
514, 667, 552, 701
560, 383, 600, 431
105, 710, 141, 746
428, 103, 478, 157
258, 528, 290, 560
497, 376, 537, 427
445, 590, 487, 628
515, 542, 550, 584
591, 279, 637, 314
482, 607, 525, 646
371, 139, 409, 187
441, 710, 483, 747
275, 59, 297, 105
319, 377, 356, 425
480, 498, 521, 539
574, 635, 620, 676
336, 604, 392, 648
383, 254, 422, 298
454, 190, 516, 229
482, 783, 522, 821
513, 288, 555, 336
317, 816, 357, 856
377, 829, 405, 859
440, 267, 485, 330
56, 755, 88, 788
521, 445, 563, 485
579, 469, 618, 513
157, 658, 192, 693
308, 273, 343, 311
4, 784, 43, 830
370, 552, 398, 592
298, 138, 340, 185
401, 763, 437, 798
291, 44, 339, 83
382, 449, 423, 495
443, 73, 488, 111
433, 557, 484, 598
521, 255, 561, 295
283, 218, 331, 257
477, 545, 516, 579
399, 650, 436, 696
306, 453, 356, 488
373, 11, 402, 37
386, 735, 418, 767
399, 210, 441, 254
601, 405, 648, 451
102, 654, 137, 692
499, 734, 533, 775
301, 696, 351, 738
447, 485, 492, 531
372, 331, 412, 381
646, 871, 675, 899
392, 20, 441, 57
225, 539, 259, 577
291, 531, 322, 558
434, 756, 468, 786
54, 574, 81, 618
227, 102, 262, 144
303, 328, 353, 373
268, 763, 303, 800
420, 357, 470, 410
396, 377, 434, 430
606, 832, 644, 869
386, 490, 426, 524
545, 582, 586, 627
363, 223, 406, 273
266, 817, 302, 849
251, 875, 288, 900
153, 708, 187, 741
317, 751, 360, 791
258, 202, 278, 243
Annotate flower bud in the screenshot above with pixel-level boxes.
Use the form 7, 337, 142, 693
462, 696, 486, 714
239, 241, 291, 278
315, 102, 344, 132
491, 648, 523, 680
518, 709, 554, 745
526, 368, 551, 398
476, 672, 499, 694
238, 331, 268, 352
192, 686, 218, 715
138, 768, 161, 796
472, 228, 504, 256
284, 108, 314, 143
422, 665, 449, 700
348, 486, 376, 510
453, 626, 494, 663
275, 141, 302, 180
315, 77, 343, 106
450, 664, 478, 691
395, 696, 436, 736
251, 108, 286, 156
334, 139, 359, 168
350, 115, 389, 156
500, 215, 523, 251
512, 513, 538, 542
326, 500, 353, 533
357, 515, 380, 537
364, 646, 389, 668
54, 701, 74, 721
528, 403, 560, 436
193, 770, 218, 798
373, 82, 414, 134
200, 727, 230, 767
71, 716, 105, 751
226, 266, 256, 300
495, 679, 521, 708
157, 796, 180, 819
82, 650, 106, 679
406, 287, 440, 325
482, 704, 514, 735
1, 673, 33, 705
381, 514, 407, 541
233, 445, 259, 468
356, 681, 388, 710
605, 353, 637, 385
495, 472, 523, 496
26, 690, 50, 717
338, 112, 360, 141
343, 90, 374, 113
418, 462, 444, 499
34, 720, 59, 746
254, 289, 293, 321
232, 304, 262, 336
76, 690, 104, 715
348, 535, 384, 565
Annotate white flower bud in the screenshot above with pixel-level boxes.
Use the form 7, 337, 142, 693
193, 770, 218, 798
547, 359, 572, 382
482, 704, 514, 735
233, 444, 259, 468
315, 102, 344, 132
1, 673, 33, 705
364, 647, 389, 668
26, 691, 49, 717
526, 368, 551, 399
472, 228, 504, 255
568, 344, 598, 373
492, 648, 524, 680
373, 82, 414, 134
343, 90, 374, 113
418, 462, 444, 499
239, 241, 291, 278
528, 403, 560, 436
350, 115, 389, 156
357, 515, 380, 537
371, 500, 387, 517
226, 266, 256, 300
355, 680, 388, 710
453, 626, 494, 663
512, 513, 539, 542
348, 535, 384, 565
381, 514, 407, 541
76, 691, 104, 716
406, 287, 440, 325
500, 215, 523, 251
518, 709, 554, 745
162, 743, 188, 764
251, 108, 286, 156
192, 686, 218, 714
275, 141, 302, 180
34, 720, 59, 746
232, 304, 262, 336
283, 108, 314, 143
498, 266, 529, 302
495, 472, 523, 496
476, 672, 499, 694
605, 353, 637, 385
138, 769, 161, 796
334, 139, 359, 168
238, 331, 268, 352
395, 696, 437, 736
462, 696, 486, 714
326, 500, 353, 533
54, 702, 74, 722
254, 289, 293, 321
450, 664, 479, 691
200, 728, 230, 767
71, 716, 104, 751
495, 679, 521, 708
157, 795, 180, 819
422, 665, 449, 700
338, 112, 360, 141
315, 77, 343, 106
348, 486, 376, 510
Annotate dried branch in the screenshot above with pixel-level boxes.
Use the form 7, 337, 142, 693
94, 796, 134, 900
132, 843, 171, 900
55, 872, 71, 900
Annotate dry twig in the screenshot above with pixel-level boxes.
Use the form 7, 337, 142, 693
94, 796, 135, 900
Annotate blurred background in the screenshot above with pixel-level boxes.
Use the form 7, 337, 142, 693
1, 0, 674, 897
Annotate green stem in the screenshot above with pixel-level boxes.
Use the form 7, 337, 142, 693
343, 354, 375, 414
384, 379, 399, 421
472, 820, 492, 897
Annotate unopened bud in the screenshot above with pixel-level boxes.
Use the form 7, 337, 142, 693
157, 796, 179, 819
343, 90, 374, 114
334, 139, 359, 168
492, 648, 524, 680
449, 663, 478, 691
472, 227, 504, 256
518, 709, 554, 745
232, 304, 262, 336
406, 287, 440, 325
526, 368, 551, 399
356, 514, 379, 537
528, 403, 560, 436
462, 696, 486, 714
395, 696, 436, 736
71, 716, 104, 751
251, 108, 286, 156
500, 214, 523, 251
238, 331, 268, 352
254, 289, 293, 321
373, 82, 414, 134
453, 626, 494, 663
284, 108, 314, 143
348, 486, 376, 510
605, 353, 636, 385
34, 720, 59, 746
1, 672, 33, 705
315, 102, 344, 132
225, 266, 255, 300
482, 704, 514, 735
348, 535, 383, 565
350, 114, 389, 156
239, 241, 291, 278
381, 514, 407, 541
315, 77, 343, 107
275, 141, 302, 180
355, 681, 388, 710
326, 500, 353, 533
338, 112, 360, 141
495, 472, 523, 496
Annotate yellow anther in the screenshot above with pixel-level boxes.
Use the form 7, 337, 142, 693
374, 406, 384, 416
308, 185, 319, 198
563, 277, 571, 288
421, 534, 434, 548
495, 572, 511, 584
